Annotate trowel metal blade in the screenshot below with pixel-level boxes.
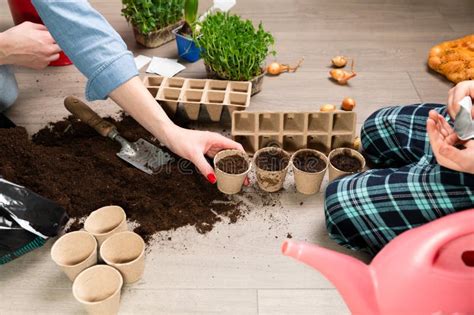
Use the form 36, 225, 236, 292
116, 138, 174, 175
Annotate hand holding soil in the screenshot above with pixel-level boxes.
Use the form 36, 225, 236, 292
0, 22, 61, 69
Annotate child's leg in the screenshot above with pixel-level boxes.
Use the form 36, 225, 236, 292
324, 160, 474, 255
361, 103, 447, 168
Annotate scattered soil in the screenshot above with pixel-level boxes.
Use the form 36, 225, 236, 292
286, 233, 293, 239
330, 153, 362, 173
256, 150, 289, 171
216, 154, 248, 174
293, 151, 326, 173
0, 115, 242, 243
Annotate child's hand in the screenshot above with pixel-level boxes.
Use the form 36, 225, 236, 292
427, 110, 474, 174
447, 80, 474, 119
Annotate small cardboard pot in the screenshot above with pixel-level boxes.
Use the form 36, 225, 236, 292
100, 231, 145, 284
328, 148, 366, 181
84, 206, 127, 246
291, 149, 328, 195
214, 149, 251, 195
132, 20, 183, 48
51, 231, 98, 281
73, 265, 123, 315
254, 147, 291, 193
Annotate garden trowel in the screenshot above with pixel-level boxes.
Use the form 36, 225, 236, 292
64, 96, 173, 175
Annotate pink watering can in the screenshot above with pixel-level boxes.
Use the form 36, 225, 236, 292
282, 210, 474, 314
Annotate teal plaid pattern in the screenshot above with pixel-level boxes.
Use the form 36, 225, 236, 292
325, 103, 474, 255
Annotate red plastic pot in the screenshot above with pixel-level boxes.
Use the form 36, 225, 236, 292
7, 0, 72, 67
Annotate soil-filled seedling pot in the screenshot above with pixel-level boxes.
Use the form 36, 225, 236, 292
214, 149, 251, 195
133, 21, 183, 48
51, 231, 98, 281
173, 26, 202, 62
100, 231, 145, 284
254, 147, 291, 192
84, 206, 127, 246
291, 149, 328, 195
328, 148, 366, 181
73, 265, 123, 315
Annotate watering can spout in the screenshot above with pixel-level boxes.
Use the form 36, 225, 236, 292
282, 240, 379, 315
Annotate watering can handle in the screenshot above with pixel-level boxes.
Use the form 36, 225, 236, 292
64, 96, 116, 138
416, 210, 474, 266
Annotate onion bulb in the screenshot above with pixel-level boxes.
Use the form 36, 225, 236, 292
266, 58, 304, 76
331, 56, 347, 68
329, 69, 356, 85
341, 97, 356, 111
353, 137, 361, 150
320, 104, 336, 112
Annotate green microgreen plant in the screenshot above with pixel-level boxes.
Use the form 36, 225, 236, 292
195, 12, 276, 81
122, 0, 185, 35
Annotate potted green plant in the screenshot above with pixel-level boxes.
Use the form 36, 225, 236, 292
122, 0, 185, 48
173, 0, 202, 62
195, 12, 275, 95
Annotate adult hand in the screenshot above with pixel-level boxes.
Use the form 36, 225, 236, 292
447, 80, 474, 119
163, 126, 249, 184
0, 22, 61, 69
427, 110, 474, 174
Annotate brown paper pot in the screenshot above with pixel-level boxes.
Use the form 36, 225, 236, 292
51, 231, 98, 281
254, 147, 291, 192
291, 149, 328, 195
132, 20, 183, 48
100, 231, 145, 284
213, 149, 251, 195
84, 206, 127, 247
328, 148, 366, 181
73, 265, 123, 315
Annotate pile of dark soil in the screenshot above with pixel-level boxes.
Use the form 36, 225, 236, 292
216, 155, 248, 174
293, 151, 326, 173
330, 153, 362, 172
256, 150, 289, 171
0, 115, 242, 244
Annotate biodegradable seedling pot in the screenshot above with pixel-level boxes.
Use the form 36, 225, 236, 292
84, 206, 127, 246
133, 20, 183, 48
100, 231, 145, 284
254, 147, 291, 192
291, 149, 329, 195
50, 231, 98, 281
72, 265, 123, 315
213, 149, 251, 195
328, 148, 366, 181
205, 64, 264, 96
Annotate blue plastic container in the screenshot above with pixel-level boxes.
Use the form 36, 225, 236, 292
174, 28, 202, 63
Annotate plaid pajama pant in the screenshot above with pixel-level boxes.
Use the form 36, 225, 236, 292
324, 103, 474, 255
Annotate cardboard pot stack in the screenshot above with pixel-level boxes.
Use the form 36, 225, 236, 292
291, 149, 329, 195
51, 205, 146, 315
231, 110, 356, 155
254, 147, 291, 192
214, 149, 251, 195
143, 76, 252, 122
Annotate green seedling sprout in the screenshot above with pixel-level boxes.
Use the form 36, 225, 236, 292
195, 12, 276, 81
122, 0, 185, 35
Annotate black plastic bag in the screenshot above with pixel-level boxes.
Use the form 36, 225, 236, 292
0, 177, 68, 264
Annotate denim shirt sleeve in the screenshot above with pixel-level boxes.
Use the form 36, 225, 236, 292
32, 0, 138, 101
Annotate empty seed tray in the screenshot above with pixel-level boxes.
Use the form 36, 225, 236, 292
143, 76, 252, 122
232, 111, 357, 155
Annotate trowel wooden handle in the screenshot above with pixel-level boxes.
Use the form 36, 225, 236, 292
64, 96, 116, 137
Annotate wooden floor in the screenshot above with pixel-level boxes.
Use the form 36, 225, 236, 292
0, 0, 472, 314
